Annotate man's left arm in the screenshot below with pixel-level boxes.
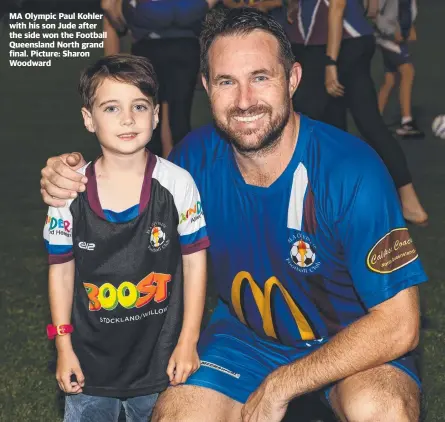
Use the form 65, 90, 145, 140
242, 287, 420, 421
242, 151, 426, 422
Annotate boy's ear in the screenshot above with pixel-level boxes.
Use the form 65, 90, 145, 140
81, 107, 95, 133
153, 104, 160, 129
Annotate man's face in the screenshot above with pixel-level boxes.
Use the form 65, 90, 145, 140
203, 30, 299, 154
82, 78, 159, 155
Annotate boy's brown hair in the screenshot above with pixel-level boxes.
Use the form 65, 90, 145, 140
79, 54, 159, 110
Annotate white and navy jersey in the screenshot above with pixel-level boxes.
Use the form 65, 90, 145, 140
375, 0, 417, 53
274, 0, 374, 46
43, 153, 209, 397
169, 115, 427, 346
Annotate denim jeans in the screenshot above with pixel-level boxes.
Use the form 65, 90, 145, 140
64, 393, 158, 422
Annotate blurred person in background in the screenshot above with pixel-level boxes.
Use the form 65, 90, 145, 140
278, 0, 427, 226
376, 0, 424, 139
101, 0, 220, 158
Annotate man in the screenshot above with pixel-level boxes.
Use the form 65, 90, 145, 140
40, 8, 425, 422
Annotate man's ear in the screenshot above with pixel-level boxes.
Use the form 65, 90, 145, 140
81, 107, 95, 133
201, 73, 209, 95
289, 61, 302, 98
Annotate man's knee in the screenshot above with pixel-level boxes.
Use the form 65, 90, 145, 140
151, 388, 188, 422
330, 383, 420, 422
151, 385, 242, 422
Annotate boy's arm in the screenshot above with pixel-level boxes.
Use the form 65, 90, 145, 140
167, 249, 207, 385
49, 261, 85, 393
178, 249, 207, 345
168, 171, 210, 384
44, 201, 84, 393
49, 261, 75, 352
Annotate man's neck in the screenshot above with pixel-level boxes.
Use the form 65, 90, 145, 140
233, 113, 300, 187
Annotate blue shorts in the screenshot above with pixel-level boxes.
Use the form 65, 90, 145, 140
185, 301, 421, 405
64, 393, 158, 422
378, 40, 412, 73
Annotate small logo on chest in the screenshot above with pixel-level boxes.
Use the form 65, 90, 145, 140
78, 241, 95, 251
147, 222, 170, 252
286, 232, 321, 273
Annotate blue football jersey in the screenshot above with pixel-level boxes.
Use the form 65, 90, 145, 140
169, 115, 427, 346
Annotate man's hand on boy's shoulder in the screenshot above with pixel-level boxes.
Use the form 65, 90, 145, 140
40, 152, 88, 207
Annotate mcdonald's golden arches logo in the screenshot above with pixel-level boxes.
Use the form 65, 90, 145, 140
231, 271, 315, 341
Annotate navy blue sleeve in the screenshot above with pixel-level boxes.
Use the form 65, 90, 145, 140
335, 153, 427, 309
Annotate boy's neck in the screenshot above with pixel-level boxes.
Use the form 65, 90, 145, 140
96, 148, 148, 177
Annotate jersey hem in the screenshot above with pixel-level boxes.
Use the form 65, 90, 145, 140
181, 237, 210, 255
48, 252, 74, 265
81, 380, 169, 398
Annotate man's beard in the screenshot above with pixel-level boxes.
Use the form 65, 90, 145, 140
213, 100, 291, 156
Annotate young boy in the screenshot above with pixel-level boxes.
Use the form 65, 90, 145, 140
43, 54, 209, 421
376, 0, 424, 139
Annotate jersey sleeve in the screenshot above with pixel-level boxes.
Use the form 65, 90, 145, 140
175, 173, 210, 255
43, 203, 74, 265
335, 156, 427, 309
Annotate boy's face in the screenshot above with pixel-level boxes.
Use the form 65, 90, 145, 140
81, 78, 159, 155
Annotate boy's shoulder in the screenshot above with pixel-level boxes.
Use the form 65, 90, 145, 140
152, 155, 198, 190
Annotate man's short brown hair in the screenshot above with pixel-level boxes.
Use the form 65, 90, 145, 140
79, 54, 158, 110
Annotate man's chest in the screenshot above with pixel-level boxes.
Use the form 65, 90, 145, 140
200, 176, 346, 283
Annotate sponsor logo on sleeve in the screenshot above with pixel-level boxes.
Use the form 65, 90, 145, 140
366, 228, 418, 274
45, 215, 71, 237
179, 201, 202, 224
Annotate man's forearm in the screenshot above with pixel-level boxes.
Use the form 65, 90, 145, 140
326, 0, 346, 61
279, 291, 419, 400
49, 261, 75, 352
178, 250, 207, 344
